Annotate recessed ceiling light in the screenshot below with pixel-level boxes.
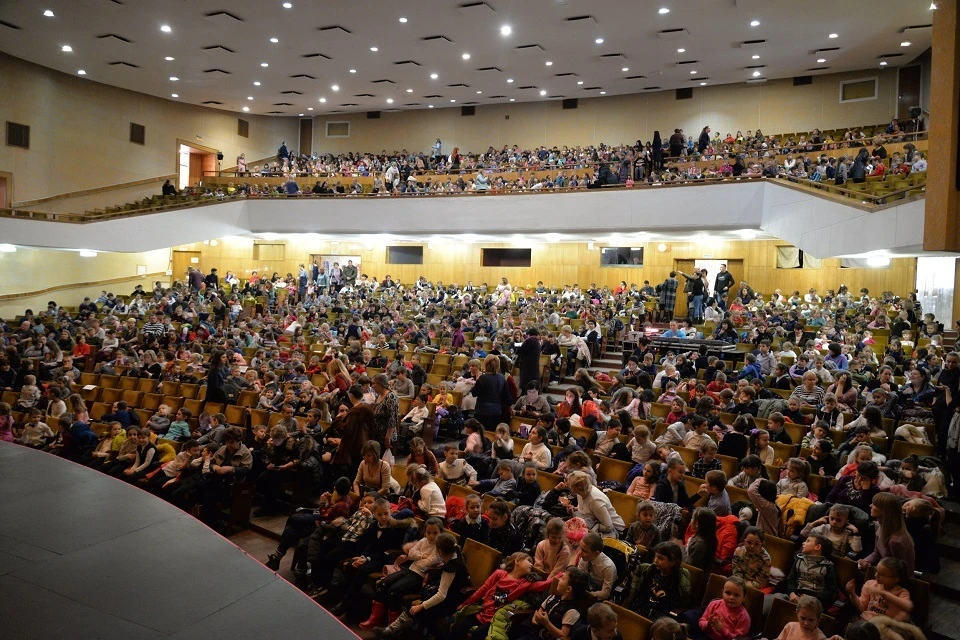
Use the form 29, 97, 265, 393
477, 90, 482, 94
270, 37, 279, 43
165, 56, 175, 61
450, 99, 456, 102
750, 20, 760, 26
880, 61, 888, 66
260, 62, 269, 67
370, 46, 379, 52
545, 61, 553, 66
752, 71, 761, 77
406, 88, 413, 93
331, 84, 339, 91
319, 97, 326, 102
930, 2, 937, 8
600, 91, 606, 95
509, 98, 515, 101
77, 69, 86, 75
507, 78, 514, 83
539, 89, 547, 96
169, 76, 179, 81
577, 80, 584, 85
658, 7, 670, 14
829, 33, 838, 38
160, 25, 172, 33
901, 41, 911, 47
247, 96, 253, 100
386, 98, 394, 104
817, 58, 826, 63
677, 48, 686, 53
621, 67, 629, 72
43, 9, 54, 17
700, 82, 707, 86
299, 113, 304, 116
307, 107, 313, 111
171, 93, 178, 98
253, 81, 261, 86
398, 17, 408, 23
242, 106, 250, 112
282, 2, 292, 7
501, 25, 512, 36
428, 104, 434, 108
689, 70, 697, 74
430, 73, 439, 79
462, 53, 471, 60
595, 38, 604, 44
61, 45, 72, 52
350, 69, 357, 73
752, 54, 760, 59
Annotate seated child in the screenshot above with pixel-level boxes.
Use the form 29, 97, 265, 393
846, 557, 912, 622
691, 439, 723, 479
623, 541, 692, 619
437, 442, 479, 487
777, 458, 811, 498
575, 532, 617, 601
520, 566, 589, 640
570, 603, 621, 640
728, 455, 764, 489
623, 500, 663, 550
627, 425, 657, 465
478, 460, 517, 497
733, 527, 772, 591
627, 461, 660, 499
801, 422, 830, 450
697, 470, 731, 517
767, 412, 793, 444
806, 440, 838, 477
698, 575, 751, 640
20, 408, 54, 447
534, 517, 572, 579
777, 535, 837, 610
800, 504, 862, 557
451, 493, 489, 545
511, 461, 542, 506
775, 595, 832, 640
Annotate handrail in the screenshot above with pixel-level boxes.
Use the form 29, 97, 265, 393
222, 154, 278, 173
207, 161, 609, 180
11, 174, 177, 208
773, 174, 926, 206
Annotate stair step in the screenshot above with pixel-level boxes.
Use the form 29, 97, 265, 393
942, 498, 960, 525
928, 556, 960, 600
938, 523, 960, 562
928, 592, 960, 639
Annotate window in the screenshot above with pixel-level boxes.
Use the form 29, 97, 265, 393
600, 247, 644, 266
387, 245, 424, 265
130, 122, 145, 145
481, 248, 531, 267
237, 118, 249, 138
253, 242, 285, 261
6, 121, 30, 149
326, 121, 350, 138
839, 77, 878, 103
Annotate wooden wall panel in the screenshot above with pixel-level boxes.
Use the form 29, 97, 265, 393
171, 238, 917, 298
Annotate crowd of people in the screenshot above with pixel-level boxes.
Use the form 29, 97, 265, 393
0, 266, 952, 640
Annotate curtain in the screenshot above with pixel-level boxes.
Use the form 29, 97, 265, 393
803, 255, 823, 269
840, 258, 872, 268
776, 246, 800, 269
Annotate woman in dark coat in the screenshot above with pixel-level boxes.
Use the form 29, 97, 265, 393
850, 148, 869, 183
469, 355, 512, 431
205, 350, 227, 403
652, 131, 663, 173
515, 327, 542, 390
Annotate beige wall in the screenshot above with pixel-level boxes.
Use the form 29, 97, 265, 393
0, 246, 171, 317
170, 237, 917, 300
311, 69, 900, 156
0, 53, 299, 203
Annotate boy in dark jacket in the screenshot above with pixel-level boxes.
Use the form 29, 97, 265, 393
511, 462, 543, 506
102, 400, 140, 428
783, 535, 838, 609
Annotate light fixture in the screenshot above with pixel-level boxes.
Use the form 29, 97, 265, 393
61, 45, 72, 52
242, 106, 250, 112
77, 69, 86, 75
600, 91, 606, 94
43, 9, 54, 17
430, 73, 438, 79
752, 54, 760, 59
658, 7, 670, 14
169, 76, 179, 81
386, 98, 394, 104
880, 61, 888, 66
270, 37, 279, 43
398, 17, 408, 23
507, 78, 514, 83
406, 88, 413, 93
595, 38, 604, 44
307, 107, 313, 111
79, 250, 97, 258
331, 84, 339, 91
750, 20, 760, 26
247, 96, 253, 100
539, 89, 547, 95
171, 93, 178, 97
461, 52, 471, 59
700, 82, 707, 86
657, 243, 668, 252
829, 33, 838, 38
501, 25, 512, 36
350, 69, 357, 73
370, 46, 379, 52
752, 71, 761, 77
577, 80, 584, 85
319, 97, 326, 102
450, 99, 456, 102
739, 229, 757, 239
260, 62, 269, 67
545, 61, 553, 66
901, 41, 911, 47
477, 90, 482, 94
677, 48, 685, 53
428, 104, 434, 108
282, 2, 292, 7
160, 24, 172, 33
165, 56, 175, 61
253, 81, 261, 86
299, 113, 304, 116
0, 244, 17, 252
621, 67, 629, 71
689, 70, 697, 74
509, 98, 515, 101
817, 58, 826, 63
930, 2, 937, 8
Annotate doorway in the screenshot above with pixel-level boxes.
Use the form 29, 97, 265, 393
299, 119, 313, 157
0, 172, 11, 208
176, 139, 220, 190
897, 65, 922, 124
672, 258, 744, 318
172, 250, 202, 283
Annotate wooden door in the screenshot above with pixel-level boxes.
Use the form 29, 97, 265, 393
299, 119, 313, 156
673, 259, 696, 319
0, 174, 9, 208
172, 251, 201, 284
188, 155, 203, 188
897, 65, 922, 122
